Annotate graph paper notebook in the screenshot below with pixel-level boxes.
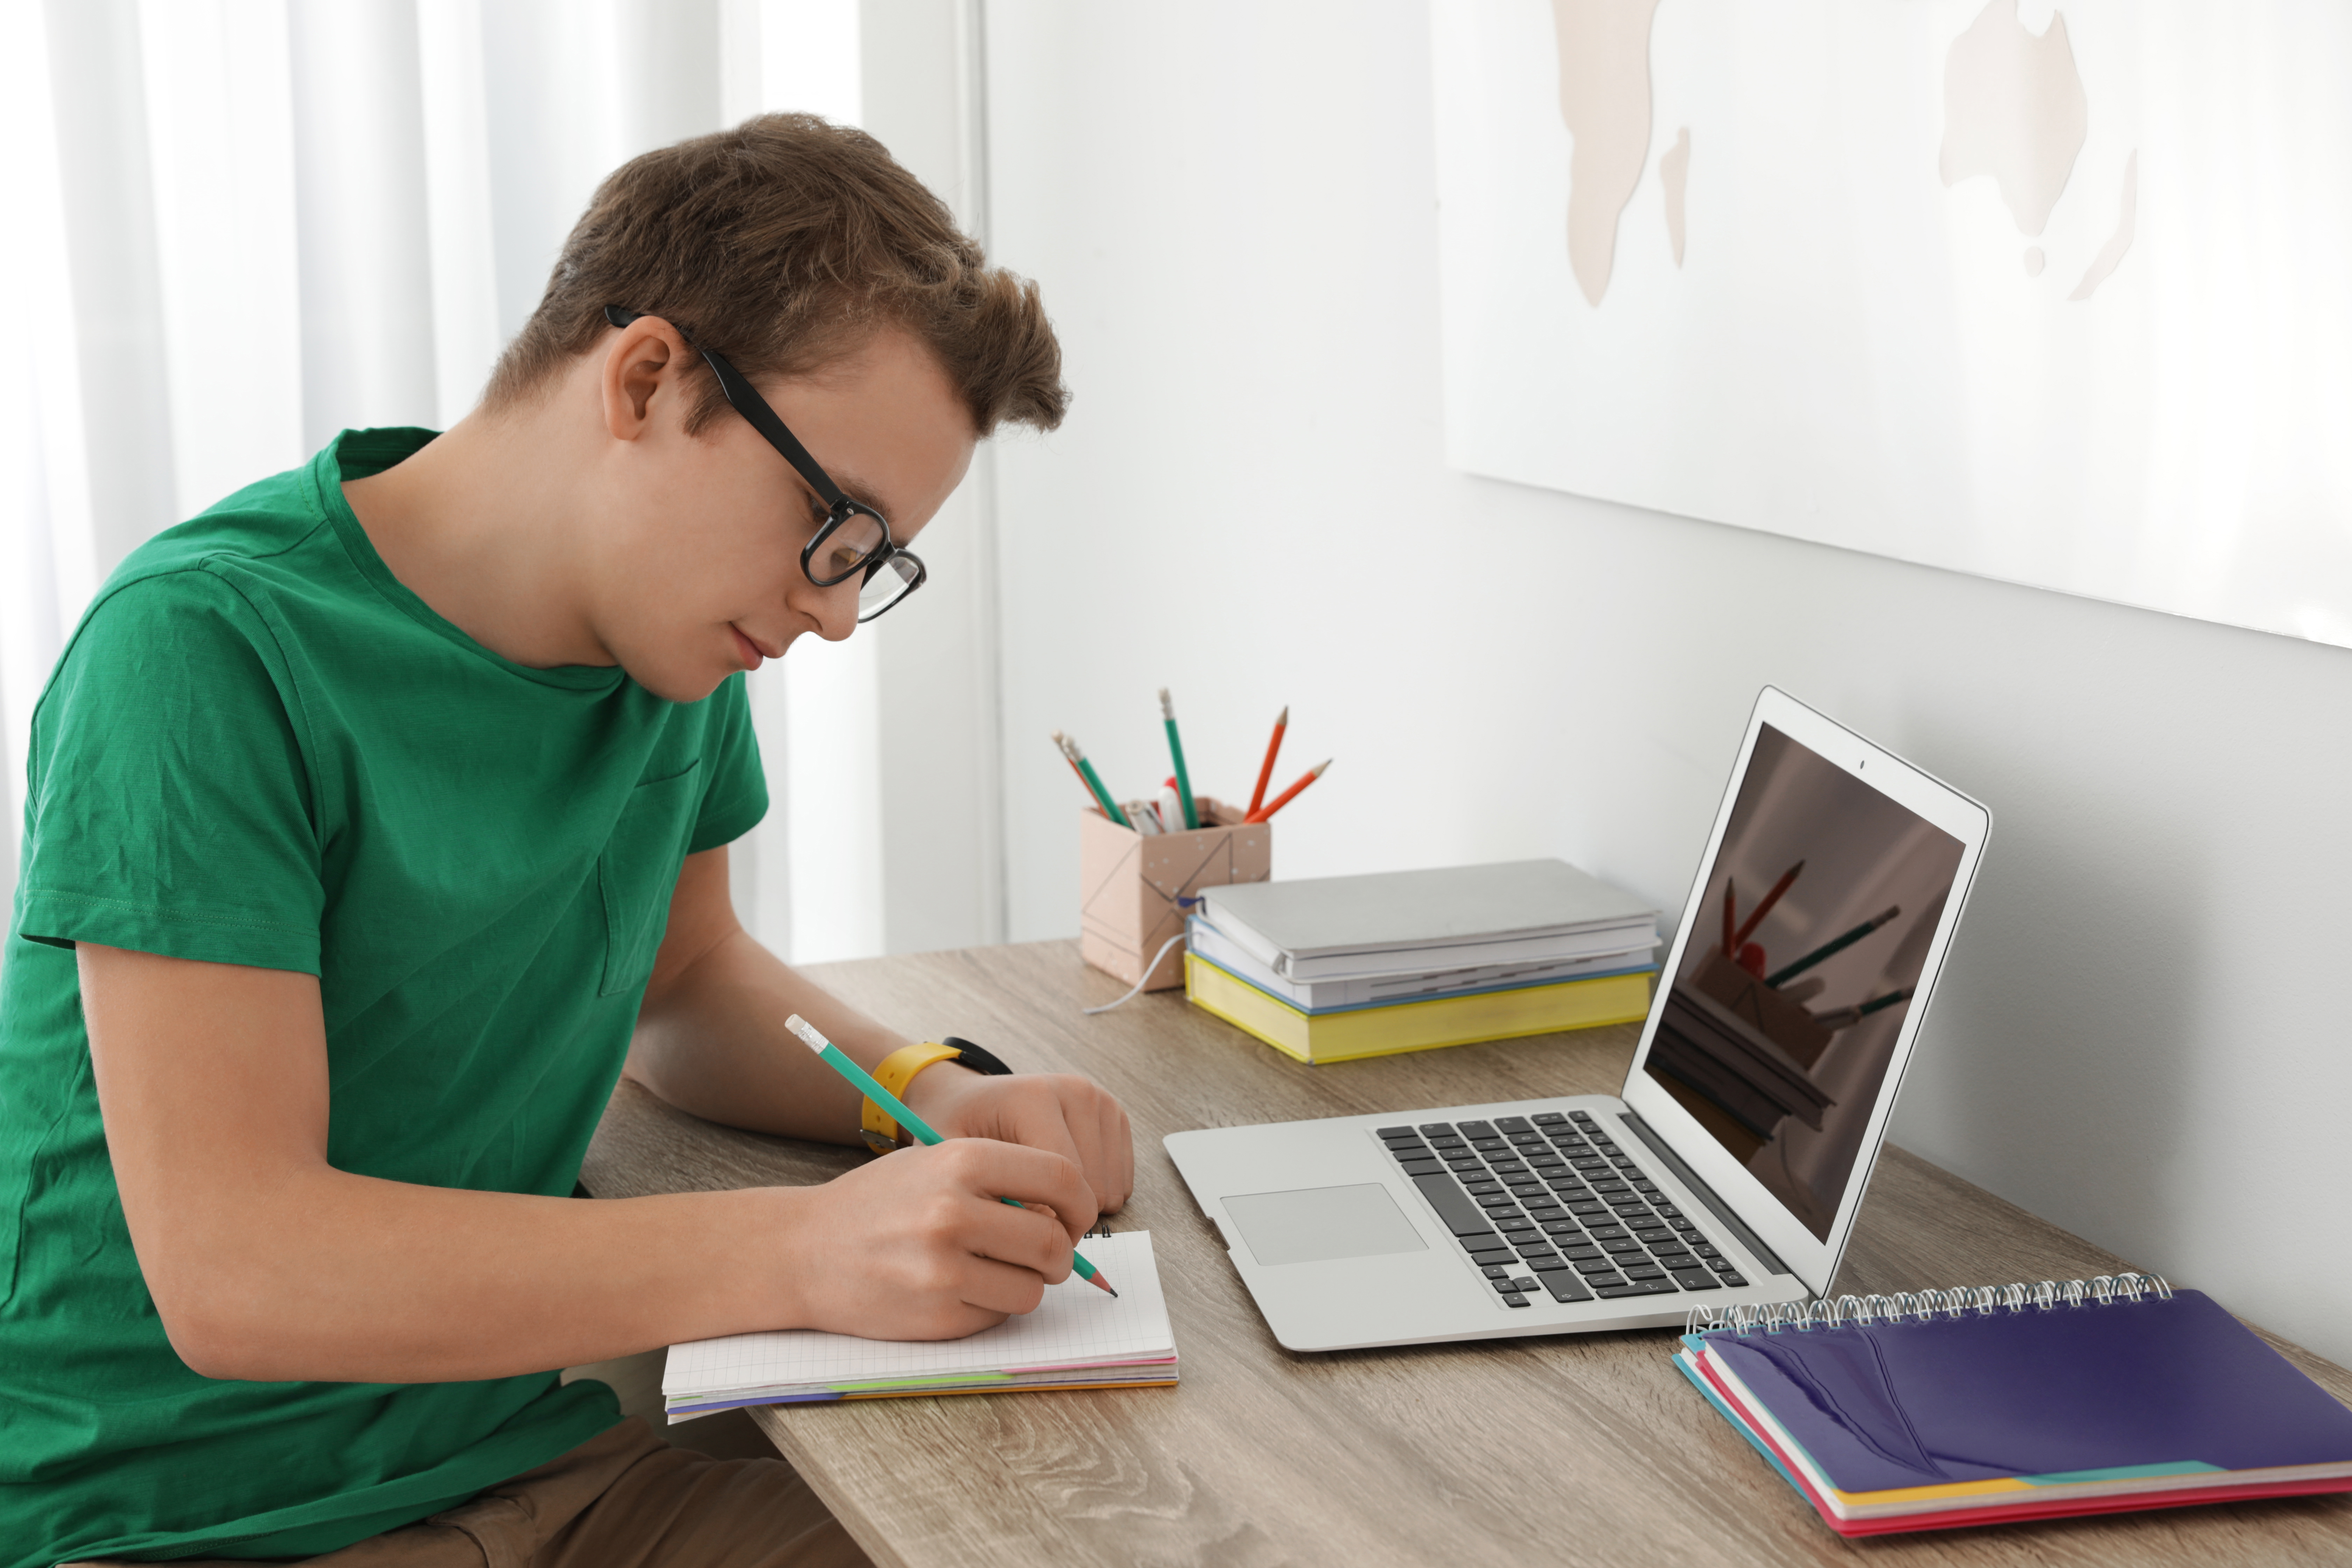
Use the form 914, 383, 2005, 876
1673, 1277, 2352, 1536
663, 1230, 1176, 1417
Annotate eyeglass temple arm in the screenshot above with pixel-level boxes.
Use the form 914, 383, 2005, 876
601, 304, 850, 514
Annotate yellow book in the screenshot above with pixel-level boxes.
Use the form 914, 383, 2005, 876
1184, 952, 1653, 1065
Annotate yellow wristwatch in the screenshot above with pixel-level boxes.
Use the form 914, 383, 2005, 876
860, 1036, 1014, 1154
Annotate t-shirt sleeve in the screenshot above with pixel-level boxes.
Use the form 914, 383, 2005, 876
15, 570, 326, 974
687, 671, 769, 854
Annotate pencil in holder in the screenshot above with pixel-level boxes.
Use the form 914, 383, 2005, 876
1079, 797, 1269, 992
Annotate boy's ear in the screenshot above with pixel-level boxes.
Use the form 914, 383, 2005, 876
599, 316, 694, 440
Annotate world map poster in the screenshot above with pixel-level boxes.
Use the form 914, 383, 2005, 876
1431, 1, 2352, 645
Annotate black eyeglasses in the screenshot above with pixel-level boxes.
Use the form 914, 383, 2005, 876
604, 305, 926, 622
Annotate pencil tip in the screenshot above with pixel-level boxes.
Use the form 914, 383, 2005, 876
1276, 705, 1289, 724
1314, 759, 1332, 775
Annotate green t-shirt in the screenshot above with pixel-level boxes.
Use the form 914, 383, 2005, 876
0, 429, 768, 1565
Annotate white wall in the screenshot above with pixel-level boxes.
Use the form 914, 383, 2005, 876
980, 0, 2352, 1366
735, 0, 1009, 966
859, 0, 1010, 958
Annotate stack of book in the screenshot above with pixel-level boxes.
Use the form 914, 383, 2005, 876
1675, 1277, 2352, 1534
1185, 859, 1658, 1064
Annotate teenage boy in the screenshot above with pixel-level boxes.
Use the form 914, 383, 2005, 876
0, 114, 1127, 1567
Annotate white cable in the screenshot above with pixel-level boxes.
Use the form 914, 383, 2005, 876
1082, 931, 1190, 1015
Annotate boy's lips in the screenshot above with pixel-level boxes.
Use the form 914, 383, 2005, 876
730, 625, 776, 670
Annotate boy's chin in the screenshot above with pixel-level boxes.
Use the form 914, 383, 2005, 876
622, 658, 734, 705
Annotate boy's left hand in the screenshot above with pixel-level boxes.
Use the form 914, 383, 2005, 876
902, 1066, 1134, 1214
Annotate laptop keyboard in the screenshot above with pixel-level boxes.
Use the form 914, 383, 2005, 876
1377, 1110, 1750, 1309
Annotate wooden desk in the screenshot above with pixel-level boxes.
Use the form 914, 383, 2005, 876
582, 941, 2352, 1566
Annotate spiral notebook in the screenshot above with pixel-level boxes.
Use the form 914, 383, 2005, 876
1674, 1274, 2352, 1536
662, 1230, 1176, 1417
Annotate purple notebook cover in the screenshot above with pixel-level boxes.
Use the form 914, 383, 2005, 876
1705, 1290, 2352, 1496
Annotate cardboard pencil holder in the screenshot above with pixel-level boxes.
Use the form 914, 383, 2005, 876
1079, 797, 1269, 992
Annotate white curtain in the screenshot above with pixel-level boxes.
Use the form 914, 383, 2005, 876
0, 0, 894, 961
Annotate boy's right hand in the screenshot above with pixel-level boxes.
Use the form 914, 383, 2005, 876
780, 1137, 1101, 1341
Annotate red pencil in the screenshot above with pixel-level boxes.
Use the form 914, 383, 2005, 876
1247, 705, 1289, 818
1732, 860, 1804, 950
1244, 759, 1329, 824
1051, 731, 1091, 795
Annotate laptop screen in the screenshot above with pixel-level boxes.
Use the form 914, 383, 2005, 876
1641, 721, 1965, 1241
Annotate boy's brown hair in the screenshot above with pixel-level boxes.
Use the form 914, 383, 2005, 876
483, 113, 1066, 437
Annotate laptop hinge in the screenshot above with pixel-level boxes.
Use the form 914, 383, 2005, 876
1616, 1111, 1791, 1278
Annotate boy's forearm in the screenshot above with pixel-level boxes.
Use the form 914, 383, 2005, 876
624, 925, 921, 1141
160, 1170, 809, 1384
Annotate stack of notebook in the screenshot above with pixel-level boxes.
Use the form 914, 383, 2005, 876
1185, 859, 1657, 1064
1675, 1276, 2352, 1534
662, 1231, 1176, 1416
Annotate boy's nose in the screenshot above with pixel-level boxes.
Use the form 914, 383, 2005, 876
810, 575, 862, 641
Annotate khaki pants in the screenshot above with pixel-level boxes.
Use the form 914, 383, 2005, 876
70, 1353, 871, 1568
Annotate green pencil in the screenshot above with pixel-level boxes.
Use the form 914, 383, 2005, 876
785, 1015, 1117, 1297
1053, 732, 1130, 829
1158, 688, 1199, 829
1765, 905, 1900, 988
1811, 987, 1914, 1032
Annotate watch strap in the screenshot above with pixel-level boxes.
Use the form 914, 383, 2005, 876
861, 1041, 967, 1154
941, 1036, 1012, 1076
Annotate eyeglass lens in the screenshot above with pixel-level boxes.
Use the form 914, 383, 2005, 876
857, 554, 922, 620
808, 508, 889, 586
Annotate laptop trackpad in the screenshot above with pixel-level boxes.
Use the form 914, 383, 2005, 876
1223, 1183, 1431, 1267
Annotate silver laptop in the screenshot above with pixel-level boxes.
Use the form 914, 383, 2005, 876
1165, 688, 1991, 1351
